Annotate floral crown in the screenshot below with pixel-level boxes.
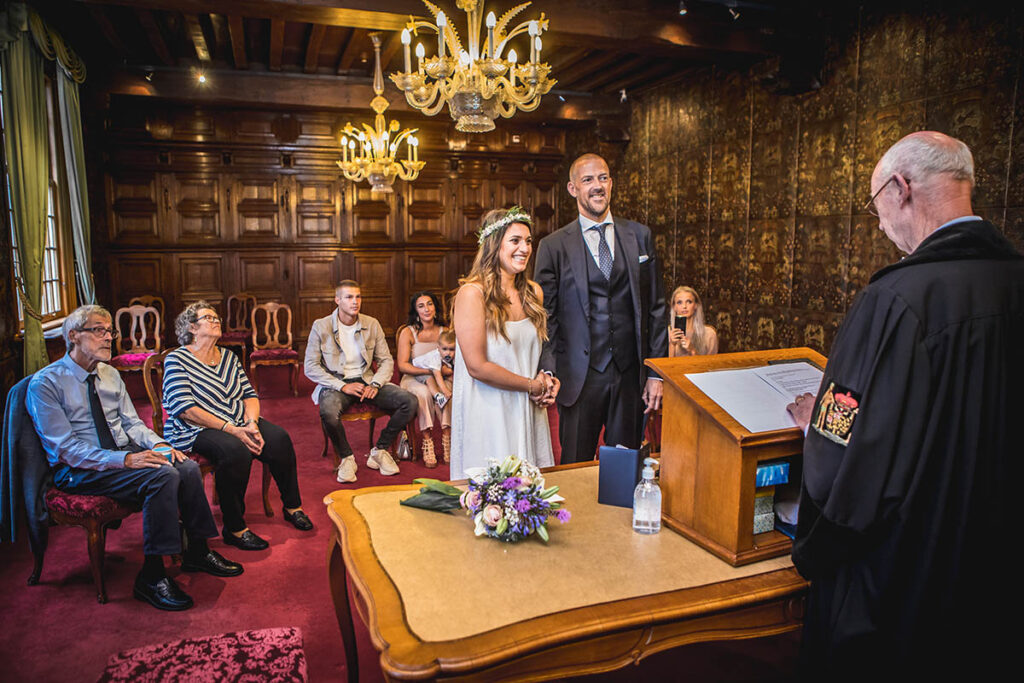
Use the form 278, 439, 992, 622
477, 206, 533, 245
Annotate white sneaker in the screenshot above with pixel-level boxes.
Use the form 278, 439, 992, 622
367, 447, 400, 476
336, 456, 357, 483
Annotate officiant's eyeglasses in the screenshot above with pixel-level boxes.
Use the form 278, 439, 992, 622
864, 176, 896, 218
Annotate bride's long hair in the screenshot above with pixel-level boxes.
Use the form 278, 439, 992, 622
457, 208, 547, 343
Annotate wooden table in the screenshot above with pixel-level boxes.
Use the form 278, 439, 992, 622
325, 464, 807, 682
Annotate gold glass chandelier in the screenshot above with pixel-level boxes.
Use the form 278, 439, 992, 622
338, 33, 424, 193
390, 0, 556, 133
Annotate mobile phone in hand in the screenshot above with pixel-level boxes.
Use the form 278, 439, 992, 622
673, 316, 687, 335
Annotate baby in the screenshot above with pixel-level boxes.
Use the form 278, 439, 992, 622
412, 329, 456, 409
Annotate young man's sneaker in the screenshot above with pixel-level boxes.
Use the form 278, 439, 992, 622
367, 447, 400, 475
336, 455, 358, 483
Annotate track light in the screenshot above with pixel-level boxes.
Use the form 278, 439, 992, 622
678, 1, 688, 15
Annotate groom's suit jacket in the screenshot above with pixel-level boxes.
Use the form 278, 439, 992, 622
535, 218, 668, 407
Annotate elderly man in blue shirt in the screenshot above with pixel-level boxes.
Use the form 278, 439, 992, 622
26, 304, 243, 611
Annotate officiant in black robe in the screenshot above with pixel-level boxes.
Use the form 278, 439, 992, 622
787, 132, 1024, 678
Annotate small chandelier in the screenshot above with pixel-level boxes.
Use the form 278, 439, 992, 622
390, 0, 556, 133
338, 33, 424, 193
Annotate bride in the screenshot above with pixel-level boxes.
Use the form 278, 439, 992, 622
449, 207, 559, 479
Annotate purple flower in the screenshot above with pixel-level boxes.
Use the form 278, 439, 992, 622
514, 499, 532, 513
556, 509, 571, 523
502, 476, 522, 489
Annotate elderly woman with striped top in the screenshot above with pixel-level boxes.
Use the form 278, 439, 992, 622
162, 301, 312, 551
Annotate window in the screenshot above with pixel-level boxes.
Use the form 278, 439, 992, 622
0, 69, 75, 327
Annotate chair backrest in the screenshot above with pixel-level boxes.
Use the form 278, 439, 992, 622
113, 305, 162, 355
251, 302, 293, 350
127, 296, 166, 333
225, 292, 257, 333
142, 348, 175, 437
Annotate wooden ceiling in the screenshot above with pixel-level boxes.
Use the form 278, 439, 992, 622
43, 0, 829, 121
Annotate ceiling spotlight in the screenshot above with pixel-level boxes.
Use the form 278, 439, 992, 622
678, 1, 688, 15
196, 71, 207, 84
558, 94, 565, 102
619, 88, 627, 103
144, 70, 154, 82
728, 7, 740, 20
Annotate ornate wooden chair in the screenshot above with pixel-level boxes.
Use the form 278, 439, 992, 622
2, 376, 137, 604
142, 350, 272, 517
220, 292, 257, 368
320, 403, 389, 468
249, 302, 299, 396
110, 304, 162, 373
127, 295, 166, 343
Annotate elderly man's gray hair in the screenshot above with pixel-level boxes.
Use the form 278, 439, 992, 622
877, 131, 975, 189
63, 305, 112, 350
175, 300, 214, 346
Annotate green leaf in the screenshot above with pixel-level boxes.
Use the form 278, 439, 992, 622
413, 478, 463, 497
540, 485, 560, 499
400, 490, 462, 512
536, 524, 549, 542
496, 517, 508, 535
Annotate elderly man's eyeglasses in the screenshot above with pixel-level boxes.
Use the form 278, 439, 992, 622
78, 326, 118, 339
864, 176, 896, 218
197, 314, 222, 323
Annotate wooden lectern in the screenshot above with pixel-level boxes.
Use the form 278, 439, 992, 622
646, 347, 827, 567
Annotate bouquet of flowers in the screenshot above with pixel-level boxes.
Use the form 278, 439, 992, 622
400, 455, 570, 543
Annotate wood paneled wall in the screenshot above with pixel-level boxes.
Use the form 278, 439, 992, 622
572, 4, 1024, 356
95, 100, 566, 345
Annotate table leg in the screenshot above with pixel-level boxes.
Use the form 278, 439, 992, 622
329, 531, 360, 683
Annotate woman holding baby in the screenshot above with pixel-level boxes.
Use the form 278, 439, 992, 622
396, 291, 453, 467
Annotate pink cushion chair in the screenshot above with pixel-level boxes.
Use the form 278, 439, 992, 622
249, 302, 299, 397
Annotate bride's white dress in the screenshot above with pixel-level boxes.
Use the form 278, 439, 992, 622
450, 317, 554, 479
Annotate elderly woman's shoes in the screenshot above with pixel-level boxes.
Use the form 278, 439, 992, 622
223, 529, 269, 551
283, 509, 314, 531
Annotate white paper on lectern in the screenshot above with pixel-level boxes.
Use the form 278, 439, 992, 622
684, 362, 824, 433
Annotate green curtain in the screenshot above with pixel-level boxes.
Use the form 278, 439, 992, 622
57, 73, 94, 304
1, 32, 50, 373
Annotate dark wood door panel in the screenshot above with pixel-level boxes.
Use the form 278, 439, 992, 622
296, 252, 339, 295
177, 255, 225, 308
170, 174, 222, 241
233, 175, 284, 240
294, 174, 341, 241
107, 173, 160, 241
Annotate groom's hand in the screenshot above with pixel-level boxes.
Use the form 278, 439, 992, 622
642, 378, 663, 413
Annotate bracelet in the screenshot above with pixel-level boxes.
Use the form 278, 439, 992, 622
527, 377, 534, 395
221, 420, 228, 431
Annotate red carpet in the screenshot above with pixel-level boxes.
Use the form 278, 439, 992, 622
0, 368, 797, 681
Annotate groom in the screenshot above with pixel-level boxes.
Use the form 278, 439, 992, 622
535, 153, 668, 463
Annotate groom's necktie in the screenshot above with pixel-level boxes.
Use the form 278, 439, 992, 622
589, 223, 613, 279
85, 374, 118, 450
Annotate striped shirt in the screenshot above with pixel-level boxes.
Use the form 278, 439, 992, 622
162, 347, 257, 450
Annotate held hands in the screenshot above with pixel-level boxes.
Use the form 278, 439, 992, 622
529, 372, 560, 407
786, 392, 816, 432
227, 420, 264, 454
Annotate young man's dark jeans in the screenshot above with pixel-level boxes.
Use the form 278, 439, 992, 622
318, 380, 416, 458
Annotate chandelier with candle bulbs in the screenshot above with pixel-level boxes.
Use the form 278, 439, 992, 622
338, 33, 424, 193
390, 0, 556, 133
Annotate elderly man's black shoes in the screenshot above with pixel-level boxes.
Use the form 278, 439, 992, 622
283, 509, 314, 531
223, 529, 269, 551
181, 549, 244, 577
133, 573, 193, 611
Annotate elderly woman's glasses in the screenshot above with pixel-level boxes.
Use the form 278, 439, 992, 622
79, 326, 119, 339
864, 176, 896, 218
197, 314, 222, 323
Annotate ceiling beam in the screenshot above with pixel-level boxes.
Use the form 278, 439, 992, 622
601, 61, 681, 95
227, 15, 247, 69
572, 55, 650, 92
304, 23, 327, 74
75, 1, 781, 58
553, 52, 623, 90
269, 18, 284, 71
183, 14, 211, 63
378, 31, 403, 74
136, 9, 174, 66
337, 28, 368, 73
87, 5, 130, 58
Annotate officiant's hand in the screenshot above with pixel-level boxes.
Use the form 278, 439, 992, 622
642, 378, 663, 413
786, 392, 816, 432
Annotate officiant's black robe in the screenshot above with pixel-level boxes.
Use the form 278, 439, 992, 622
793, 219, 1024, 678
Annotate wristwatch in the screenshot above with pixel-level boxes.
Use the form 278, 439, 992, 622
370, 381, 382, 389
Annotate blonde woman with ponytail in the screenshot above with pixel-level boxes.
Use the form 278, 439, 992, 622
668, 286, 719, 356
450, 207, 558, 478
